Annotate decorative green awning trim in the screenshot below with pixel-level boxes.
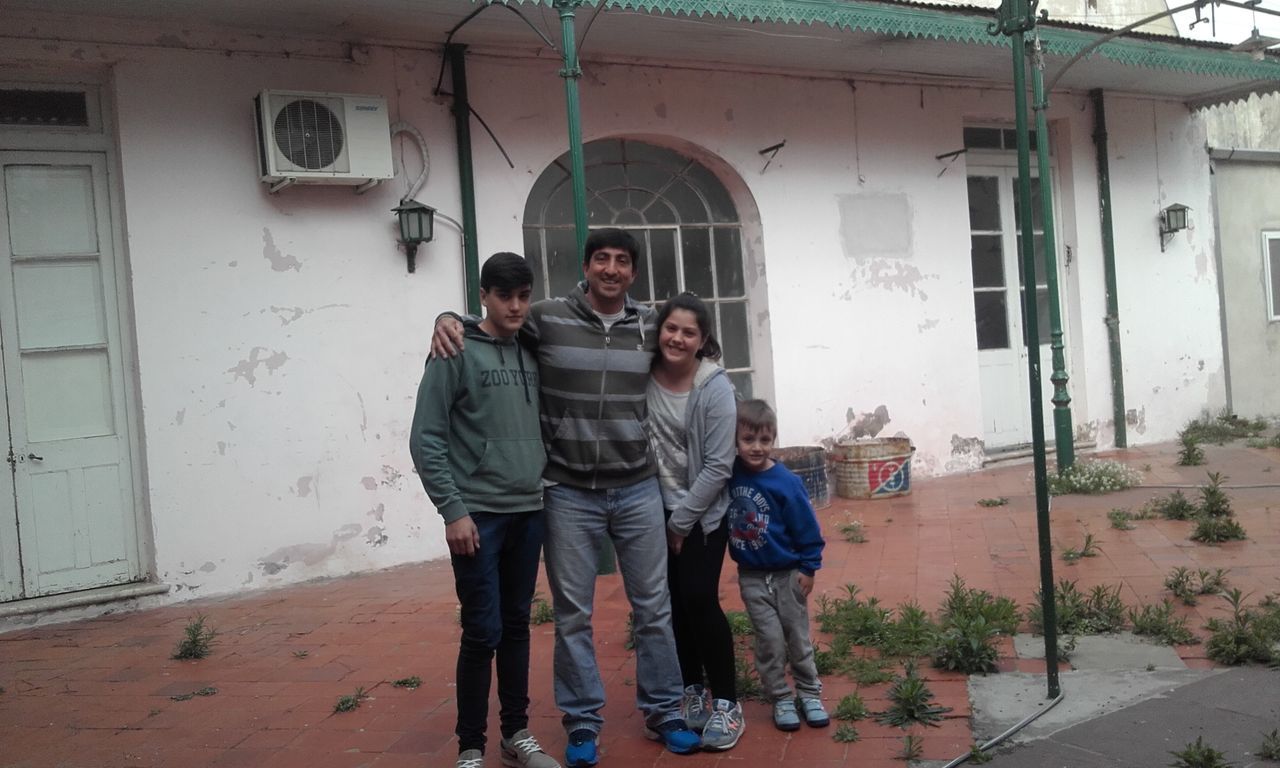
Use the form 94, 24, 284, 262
500, 0, 1280, 82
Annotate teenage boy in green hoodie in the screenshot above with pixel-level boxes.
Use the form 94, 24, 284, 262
410, 252, 561, 768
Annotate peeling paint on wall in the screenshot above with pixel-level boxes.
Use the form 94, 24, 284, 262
1126, 407, 1147, 435
360, 476, 378, 490
295, 476, 314, 498
917, 318, 939, 333
1074, 420, 1099, 443
366, 526, 388, 546
841, 259, 932, 301
945, 434, 985, 473
269, 304, 349, 326
227, 347, 289, 386
367, 503, 385, 522
381, 465, 403, 489
842, 405, 891, 439
199, 561, 216, 573
174, 409, 185, 425
216, 441, 227, 456
257, 523, 363, 575
262, 228, 302, 272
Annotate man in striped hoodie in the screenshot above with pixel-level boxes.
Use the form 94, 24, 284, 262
433, 230, 699, 766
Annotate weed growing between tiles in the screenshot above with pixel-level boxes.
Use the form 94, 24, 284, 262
897, 733, 924, 760
1127, 599, 1195, 646
172, 615, 217, 660
834, 692, 869, 721
529, 592, 554, 625
1060, 532, 1102, 564
1259, 729, 1280, 760
1164, 566, 1230, 605
976, 497, 1009, 507
392, 676, 422, 689
1046, 458, 1144, 495
170, 686, 218, 702
833, 723, 860, 743
966, 743, 994, 763
875, 662, 952, 728
333, 686, 368, 713
291, 649, 309, 659
838, 518, 867, 543
1204, 589, 1280, 666
1169, 735, 1233, 768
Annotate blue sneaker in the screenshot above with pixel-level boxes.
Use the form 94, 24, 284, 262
565, 728, 598, 768
643, 718, 700, 754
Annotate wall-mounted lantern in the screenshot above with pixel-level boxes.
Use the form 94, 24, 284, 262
392, 199, 435, 273
1159, 203, 1190, 252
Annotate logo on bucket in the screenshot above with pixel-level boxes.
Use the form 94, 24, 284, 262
869, 458, 910, 496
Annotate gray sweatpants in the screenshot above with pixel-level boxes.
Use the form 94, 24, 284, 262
738, 568, 822, 703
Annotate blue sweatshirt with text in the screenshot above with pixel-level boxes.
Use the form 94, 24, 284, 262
726, 458, 825, 576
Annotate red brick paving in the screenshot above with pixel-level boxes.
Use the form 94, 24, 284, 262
1, 441, 1278, 767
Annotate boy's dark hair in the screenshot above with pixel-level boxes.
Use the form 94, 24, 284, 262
583, 228, 641, 266
737, 399, 777, 436
480, 252, 534, 292
654, 292, 722, 361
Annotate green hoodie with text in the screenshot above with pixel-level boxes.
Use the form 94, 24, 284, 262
409, 324, 546, 523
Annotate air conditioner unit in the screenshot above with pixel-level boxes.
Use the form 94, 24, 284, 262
254, 90, 393, 189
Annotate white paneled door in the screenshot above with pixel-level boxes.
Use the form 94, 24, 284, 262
0, 152, 140, 601
967, 167, 1059, 450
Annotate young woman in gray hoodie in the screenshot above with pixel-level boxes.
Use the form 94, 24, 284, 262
645, 292, 742, 751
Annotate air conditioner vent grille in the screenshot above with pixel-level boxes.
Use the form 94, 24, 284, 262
273, 98, 344, 171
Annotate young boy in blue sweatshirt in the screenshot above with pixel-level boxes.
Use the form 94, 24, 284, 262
725, 399, 830, 732
409, 252, 561, 768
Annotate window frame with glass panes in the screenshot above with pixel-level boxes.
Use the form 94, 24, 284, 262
522, 138, 756, 397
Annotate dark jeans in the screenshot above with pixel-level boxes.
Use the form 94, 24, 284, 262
452, 509, 547, 753
666, 515, 736, 703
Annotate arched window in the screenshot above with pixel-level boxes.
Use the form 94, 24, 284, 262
523, 138, 755, 395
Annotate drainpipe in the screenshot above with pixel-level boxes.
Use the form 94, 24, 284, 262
1091, 89, 1127, 448
1031, 33, 1074, 470
447, 43, 481, 315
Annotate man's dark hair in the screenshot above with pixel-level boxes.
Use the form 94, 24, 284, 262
737, 399, 778, 436
480, 251, 534, 292
583, 228, 641, 266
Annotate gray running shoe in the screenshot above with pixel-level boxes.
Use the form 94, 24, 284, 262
500, 729, 562, 768
680, 684, 713, 732
700, 699, 745, 751
457, 749, 484, 768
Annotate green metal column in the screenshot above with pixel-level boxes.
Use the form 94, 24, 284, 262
992, 0, 1060, 699
447, 43, 481, 315
1091, 89, 1128, 448
554, 0, 590, 256
1030, 34, 1074, 470
552, 0, 613, 574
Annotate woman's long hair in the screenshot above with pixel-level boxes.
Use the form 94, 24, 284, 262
653, 292, 723, 363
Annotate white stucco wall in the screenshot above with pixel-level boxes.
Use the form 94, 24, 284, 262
1, 24, 1226, 603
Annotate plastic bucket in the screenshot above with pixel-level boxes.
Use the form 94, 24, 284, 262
773, 446, 831, 510
832, 437, 914, 499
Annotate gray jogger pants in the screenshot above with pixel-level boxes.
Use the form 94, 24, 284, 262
738, 568, 822, 702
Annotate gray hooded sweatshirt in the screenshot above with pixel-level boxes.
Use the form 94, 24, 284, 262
655, 359, 738, 537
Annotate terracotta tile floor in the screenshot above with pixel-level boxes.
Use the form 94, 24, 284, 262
2, 441, 1278, 767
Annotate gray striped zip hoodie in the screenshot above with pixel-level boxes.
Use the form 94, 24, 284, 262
523, 281, 657, 490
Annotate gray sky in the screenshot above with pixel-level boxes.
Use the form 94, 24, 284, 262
1172, 0, 1280, 46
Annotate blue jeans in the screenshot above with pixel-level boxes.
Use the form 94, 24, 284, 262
544, 478, 684, 735
451, 509, 547, 753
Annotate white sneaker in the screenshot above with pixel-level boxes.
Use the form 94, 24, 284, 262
680, 684, 713, 732
700, 699, 745, 751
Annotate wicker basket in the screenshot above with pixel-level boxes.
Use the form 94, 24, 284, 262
832, 437, 914, 499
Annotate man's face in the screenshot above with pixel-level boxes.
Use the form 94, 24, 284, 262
479, 285, 533, 337
583, 246, 636, 312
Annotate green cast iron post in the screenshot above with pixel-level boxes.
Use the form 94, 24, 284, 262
1030, 33, 1074, 469
553, 0, 613, 574
991, 0, 1060, 699
555, 0, 590, 257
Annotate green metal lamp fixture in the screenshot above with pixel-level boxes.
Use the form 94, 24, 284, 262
392, 199, 435, 273
1159, 203, 1190, 252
